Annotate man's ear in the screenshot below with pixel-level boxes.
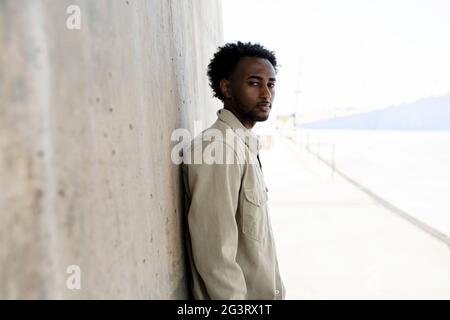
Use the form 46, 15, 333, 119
219, 79, 232, 99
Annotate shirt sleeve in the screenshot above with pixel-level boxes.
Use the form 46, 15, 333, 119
184, 141, 247, 299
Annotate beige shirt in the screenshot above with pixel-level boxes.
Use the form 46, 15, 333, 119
181, 108, 285, 300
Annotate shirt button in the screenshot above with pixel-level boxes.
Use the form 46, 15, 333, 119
275, 290, 280, 295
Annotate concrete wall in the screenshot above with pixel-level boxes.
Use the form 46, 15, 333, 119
0, 0, 222, 299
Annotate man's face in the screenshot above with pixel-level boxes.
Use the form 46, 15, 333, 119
223, 57, 276, 128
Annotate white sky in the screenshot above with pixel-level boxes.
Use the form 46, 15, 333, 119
221, 0, 450, 121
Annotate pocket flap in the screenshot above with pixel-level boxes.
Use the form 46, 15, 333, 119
244, 188, 267, 206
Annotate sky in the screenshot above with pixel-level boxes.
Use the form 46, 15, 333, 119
221, 0, 450, 122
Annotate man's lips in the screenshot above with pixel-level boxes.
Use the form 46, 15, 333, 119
257, 102, 271, 110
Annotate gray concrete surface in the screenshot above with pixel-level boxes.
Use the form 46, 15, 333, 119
0, 0, 222, 299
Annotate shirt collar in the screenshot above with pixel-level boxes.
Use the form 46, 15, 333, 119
216, 108, 261, 155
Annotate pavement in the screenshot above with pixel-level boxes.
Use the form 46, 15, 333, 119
260, 131, 450, 299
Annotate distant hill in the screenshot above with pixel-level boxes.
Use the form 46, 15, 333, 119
298, 95, 450, 130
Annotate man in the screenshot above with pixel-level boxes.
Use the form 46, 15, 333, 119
182, 42, 285, 300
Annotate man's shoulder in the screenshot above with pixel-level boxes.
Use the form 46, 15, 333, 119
190, 120, 243, 149
182, 120, 246, 165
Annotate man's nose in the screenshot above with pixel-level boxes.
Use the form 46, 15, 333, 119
260, 84, 271, 100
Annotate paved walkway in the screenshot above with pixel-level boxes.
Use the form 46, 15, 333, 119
260, 131, 450, 299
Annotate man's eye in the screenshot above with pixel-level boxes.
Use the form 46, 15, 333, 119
249, 82, 260, 86
268, 83, 276, 88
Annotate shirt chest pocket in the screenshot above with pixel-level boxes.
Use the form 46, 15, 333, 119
242, 187, 268, 242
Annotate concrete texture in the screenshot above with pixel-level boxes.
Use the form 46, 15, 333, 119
0, 0, 223, 299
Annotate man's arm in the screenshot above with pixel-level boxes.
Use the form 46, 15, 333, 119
185, 142, 247, 299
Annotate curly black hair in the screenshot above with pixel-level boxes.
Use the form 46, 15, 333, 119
207, 41, 278, 101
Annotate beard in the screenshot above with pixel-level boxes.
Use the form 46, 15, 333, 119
244, 106, 271, 122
